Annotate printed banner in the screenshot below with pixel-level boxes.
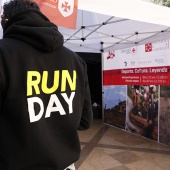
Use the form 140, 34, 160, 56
103, 40, 170, 85
126, 85, 159, 141
103, 66, 170, 85
103, 39, 170, 146
35, 0, 78, 29
104, 85, 126, 129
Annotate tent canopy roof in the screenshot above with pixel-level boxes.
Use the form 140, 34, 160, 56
1, 0, 170, 53
58, 10, 170, 53
58, 0, 170, 53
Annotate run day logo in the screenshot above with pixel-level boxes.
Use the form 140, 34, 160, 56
58, 0, 74, 17
107, 51, 115, 60
26, 70, 76, 123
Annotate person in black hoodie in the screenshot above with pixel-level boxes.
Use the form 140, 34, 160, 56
0, 0, 93, 169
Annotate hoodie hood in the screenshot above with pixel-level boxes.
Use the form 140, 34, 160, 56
3, 9, 64, 52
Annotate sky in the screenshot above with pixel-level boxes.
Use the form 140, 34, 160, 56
104, 85, 127, 109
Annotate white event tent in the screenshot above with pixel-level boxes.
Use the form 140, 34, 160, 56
1, 0, 170, 145
58, 0, 170, 53
1, 0, 170, 53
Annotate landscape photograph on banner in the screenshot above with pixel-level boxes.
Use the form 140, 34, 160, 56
104, 85, 126, 129
142, 0, 170, 7
126, 85, 159, 141
159, 85, 170, 145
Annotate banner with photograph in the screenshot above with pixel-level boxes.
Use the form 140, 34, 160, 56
159, 86, 170, 145
104, 86, 126, 129
103, 39, 170, 145
126, 85, 159, 141
103, 40, 170, 85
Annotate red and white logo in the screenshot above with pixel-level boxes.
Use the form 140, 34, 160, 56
58, 0, 74, 17
145, 43, 152, 52
131, 47, 137, 55
35, 0, 78, 29
107, 51, 115, 60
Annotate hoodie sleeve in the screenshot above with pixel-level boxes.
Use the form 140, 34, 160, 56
78, 60, 93, 131
0, 70, 3, 113
0, 54, 5, 113
0, 76, 1, 111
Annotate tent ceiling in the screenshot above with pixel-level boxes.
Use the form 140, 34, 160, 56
1, 0, 170, 53
78, 0, 170, 27
58, 10, 170, 53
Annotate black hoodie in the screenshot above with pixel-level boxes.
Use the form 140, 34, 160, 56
0, 9, 93, 170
